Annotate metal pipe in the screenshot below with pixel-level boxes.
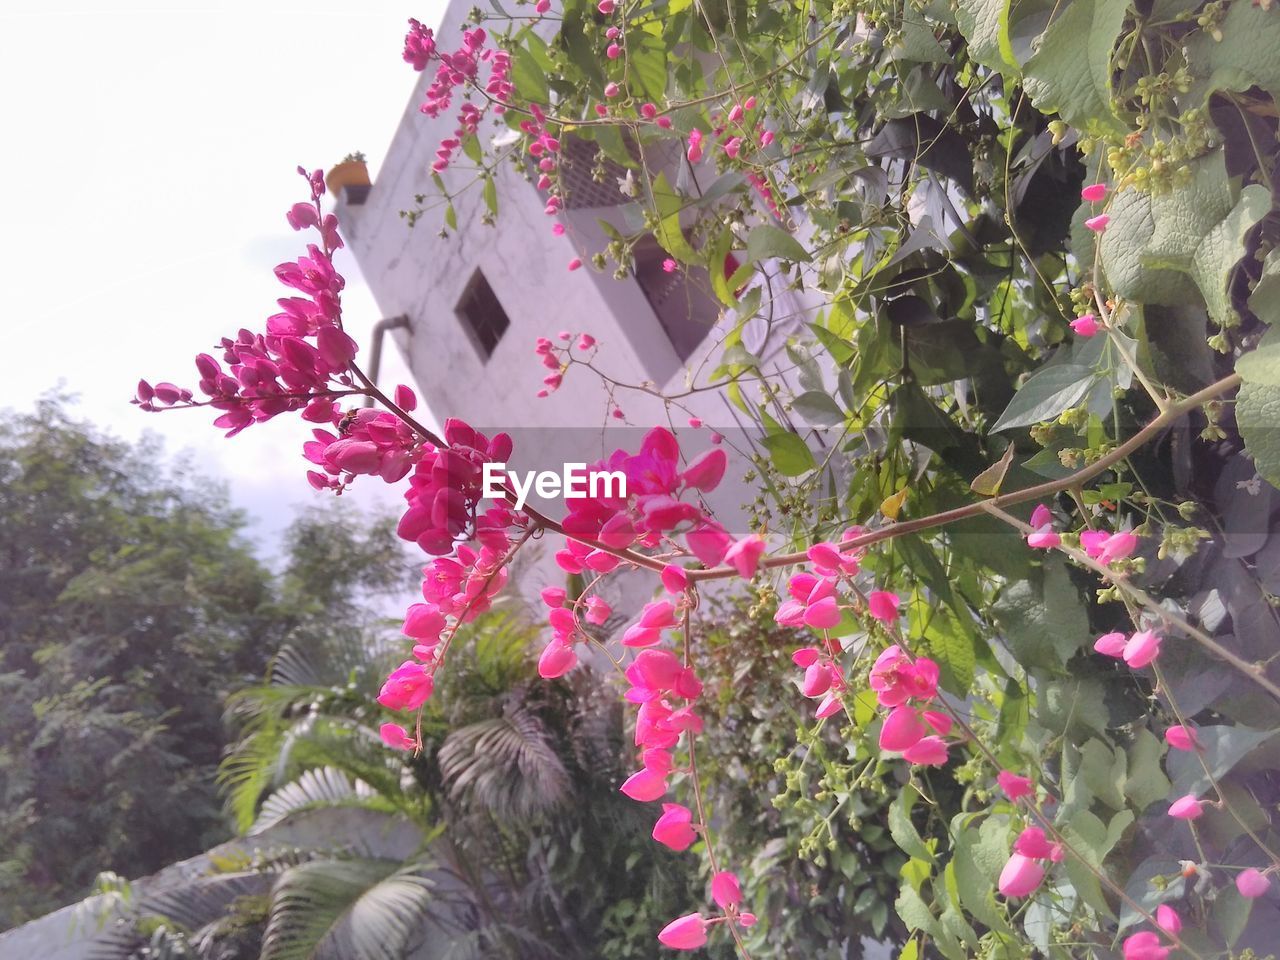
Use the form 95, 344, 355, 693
363, 314, 411, 407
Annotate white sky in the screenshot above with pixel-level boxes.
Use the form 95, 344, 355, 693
2, 0, 447, 558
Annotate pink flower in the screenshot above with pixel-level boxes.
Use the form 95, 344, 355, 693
1081, 183, 1107, 202
552, 222, 566, 236
604, 81, 620, 98
597, 0, 616, 12
1094, 631, 1128, 657
652, 803, 698, 851
577, 333, 596, 350
1238, 868, 1271, 898
711, 871, 742, 909
680, 448, 728, 492
724, 136, 742, 159
620, 767, 668, 802
379, 722, 416, 750
801, 661, 834, 698
1026, 529, 1062, 549
657, 913, 708, 950
585, 596, 612, 625
998, 854, 1046, 898
879, 705, 927, 752
1165, 725, 1198, 751
402, 603, 446, 641
867, 590, 900, 622
803, 596, 842, 630
1122, 931, 1170, 960
377, 661, 435, 712
1071, 314, 1099, 337
998, 770, 1035, 801
1123, 630, 1162, 668
606, 43, 621, 59
1156, 904, 1182, 935
538, 640, 577, 679
394, 384, 418, 411
541, 586, 567, 607
1014, 827, 1057, 860
1085, 213, 1110, 232
1168, 794, 1204, 820
724, 534, 765, 578
687, 128, 704, 163
687, 417, 702, 428
568, 258, 583, 271
1080, 528, 1140, 563
661, 564, 689, 594
662, 258, 677, 273
902, 735, 949, 766
641, 102, 657, 118
868, 645, 939, 706
657, 116, 672, 129
535, 0, 551, 12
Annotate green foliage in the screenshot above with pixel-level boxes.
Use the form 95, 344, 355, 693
0, 397, 277, 928
417, 0, 1280, 953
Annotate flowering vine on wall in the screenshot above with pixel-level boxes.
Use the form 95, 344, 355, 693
138, 0, 1280, 956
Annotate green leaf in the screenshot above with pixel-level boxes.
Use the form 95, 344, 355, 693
1238, 381, 1280, 489
792, 391, 845, 426
511, 46, 550, 105
1237, 325, 1280, 388
889, 787, 935, 863
1213, 889, 1254, 948
649, 172, 699, 264
482, 177, 498, 218
745, 224, 810, 264
954, 0, 1018, 75
992, 362, 1099, 432
1250, 249, 1280, 326
629, 33, 668, 102
1089, 151, 1269, 326
809, 322, 856, 366
761, 431, 816, 476
1184, 1, 1280, 106
991, 557, 1089, 670
1022, 0, 1128, 135
1124, 728, 1171, 811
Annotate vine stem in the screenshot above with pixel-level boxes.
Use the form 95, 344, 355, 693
689, 372, 1240, 582
681, 600, 755, 960
979, 500, 1280, 705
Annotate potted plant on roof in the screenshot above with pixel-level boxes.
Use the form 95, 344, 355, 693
325, 152, 371, 201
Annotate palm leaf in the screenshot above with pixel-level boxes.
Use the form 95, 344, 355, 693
438, 708, 570, 821
261, 858, 434, 960
251, 766, 381, 835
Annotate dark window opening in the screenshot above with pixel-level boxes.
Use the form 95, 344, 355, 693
456, 271, 511, 360
632, 235, 721, 361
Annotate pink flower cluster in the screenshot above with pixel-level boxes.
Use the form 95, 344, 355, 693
136, 170, 353, 438
303, 399, 422, 492
619, 648, 703, 804
1025, 506, 1139, 566
546, 426, 749, 576
998, 826, 1064, 898
872, 646, 951, 765
658, 871, 756, 950
402, 21, 512, 172
396, 418, 516, 555
1094, 628, 1163, 668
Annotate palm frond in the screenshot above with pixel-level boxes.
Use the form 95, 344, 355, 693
88, 871, 268, 960
438, 708, 570, 821
261, 858, 435, 960
251, 766, 380, 835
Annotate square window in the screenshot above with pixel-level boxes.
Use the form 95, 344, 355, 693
456, 271, 511, 360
